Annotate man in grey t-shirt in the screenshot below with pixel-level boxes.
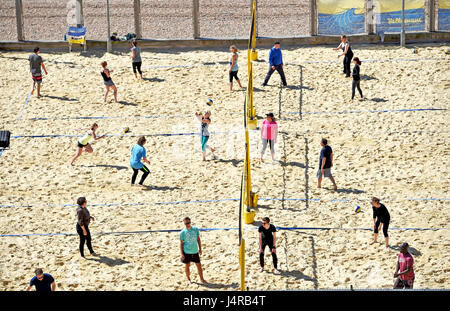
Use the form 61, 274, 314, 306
28, 47, 48, 97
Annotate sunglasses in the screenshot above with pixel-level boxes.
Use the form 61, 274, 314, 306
184, 222, 191, 225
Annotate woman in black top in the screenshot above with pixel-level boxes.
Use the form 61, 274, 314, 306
76, 197, 98, 258
333, 35, 354, 77
351, 57, 363, 100
101, 61, 118, 103
258, 217, 280, 274
370, 197, 390, 248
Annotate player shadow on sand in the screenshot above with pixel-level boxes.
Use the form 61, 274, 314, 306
369, 98, 388, 103
118, 101, 138, 106
141, 185, 182, 191
85, 256, 130, 267
195, 282, 239, 289
83, 164, 128, 171
215, 158, 243, 167
334, 188, 365, 194
143, 77, 165, 83
42, 95, 78, 102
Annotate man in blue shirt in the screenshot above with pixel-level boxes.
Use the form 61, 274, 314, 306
262, 42, 287, 87
180, 217, 206, 285
26, 268, 56, 291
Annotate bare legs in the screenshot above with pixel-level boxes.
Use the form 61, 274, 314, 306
230, 79, 243, 91
318, 176, 337, 190
184, 263, 206, 284
104, 85, 118, 103
70, 145, 93, 166
31, 81, 41, 97
370, 232, 389, 248
202, 147, 216, 161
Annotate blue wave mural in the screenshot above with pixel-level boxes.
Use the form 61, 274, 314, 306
438, 8, 450, 31
318, 8, 365, 35
376, 8, 425, 33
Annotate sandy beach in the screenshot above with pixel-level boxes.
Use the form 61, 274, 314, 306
0, 42, 449, 290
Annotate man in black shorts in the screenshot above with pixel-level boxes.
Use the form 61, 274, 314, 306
180, 217, 206, 284
317, 138, 337, 190
28, 47, 48, 97
370, 197, 390, 248
258, 217, 280, 274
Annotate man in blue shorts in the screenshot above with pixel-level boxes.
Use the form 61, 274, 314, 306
180, 217, 206, 284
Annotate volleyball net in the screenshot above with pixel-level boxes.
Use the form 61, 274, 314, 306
239, 0, 258, 292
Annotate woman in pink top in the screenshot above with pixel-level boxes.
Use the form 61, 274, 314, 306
260, 113, 278, 163
394, 242, 415, 289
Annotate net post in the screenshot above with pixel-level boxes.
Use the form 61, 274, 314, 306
192, 0, 200, 39
134, 0, 142, 39
15, 0, 24, 41
239, 239, 245, 291
309, 0, 318, 36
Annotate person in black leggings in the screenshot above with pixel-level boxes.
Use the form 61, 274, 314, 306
76, 197, 98, 258
351, 57, 363, 100
370, 197, 390, 248
258, 217, 280, 274
333, 35, 354, 78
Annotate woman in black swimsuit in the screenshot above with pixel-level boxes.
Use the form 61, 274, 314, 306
101, 61, 118, 103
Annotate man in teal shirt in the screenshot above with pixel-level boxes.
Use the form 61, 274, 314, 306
180, 217, 206, 284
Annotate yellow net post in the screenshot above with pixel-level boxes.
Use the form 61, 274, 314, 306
247, 0, 258, 130
239, 239, 245, 291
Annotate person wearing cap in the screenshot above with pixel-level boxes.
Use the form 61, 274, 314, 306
260, 113, 278, 163
262, 42, 287, 87
393, 243, 415, 289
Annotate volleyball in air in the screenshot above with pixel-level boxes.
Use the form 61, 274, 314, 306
412, 48, 418, 54
123, 126, 130, 133
355, 205, 361, 213
206, 99, 213, 106
445, 49, 450, 55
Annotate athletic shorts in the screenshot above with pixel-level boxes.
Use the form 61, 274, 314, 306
32, 74, 42, 84
104, 80, 115, 87
394, 278, 414, 289
181, 252, 200, 264
317, 168, 332, 178
77, 142, 89, 149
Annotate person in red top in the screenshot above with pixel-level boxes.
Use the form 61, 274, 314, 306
260, 113, 278, 163
394, 242, 415, 289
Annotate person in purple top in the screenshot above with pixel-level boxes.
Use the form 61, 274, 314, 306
262, 42, 287, 87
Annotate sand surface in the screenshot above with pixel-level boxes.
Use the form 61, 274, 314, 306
0, 43, 449, 290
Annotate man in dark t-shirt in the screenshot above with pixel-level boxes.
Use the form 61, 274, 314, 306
317, 138, 337, 190
258, 217, 280, 274
28, 47, 48, 97
26, 268, 56, 291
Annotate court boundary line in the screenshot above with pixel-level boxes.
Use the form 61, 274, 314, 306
17, 92, 31, 121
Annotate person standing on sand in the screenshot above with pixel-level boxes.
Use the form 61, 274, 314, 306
101, 61, 118, 103
76, 197, 98, 258
258, 217, 280, 274
130, 136, 151, 188
393, 242, 415, 289
369, 197, 390, 248
260, 113, 278, 163
130, 40, 143, 80
317, 138, 337, 190
180, 217, 206, 284
195, 110, 217, 161
28, 47, 48, 98
350, 57, 363, 100
228, 45, 242, 91
26, 268, 56, 291
262, 41, 287, 87
333, 35, 354, 78
70, 123, 106, 166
